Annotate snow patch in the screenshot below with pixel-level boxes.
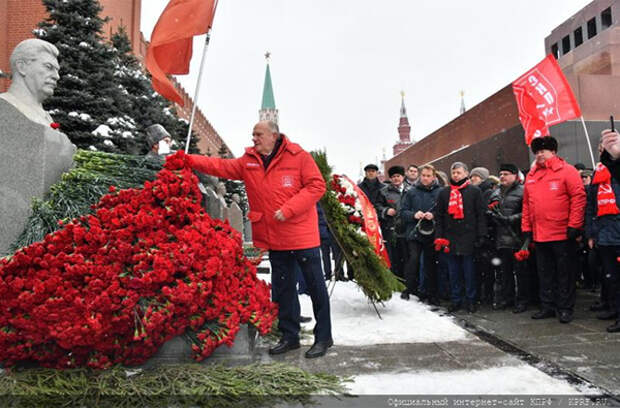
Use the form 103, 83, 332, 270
92, 124, 112, 138
68, 112, 92, 122
103, 140, 115, 147
349, 365, 585, 395
88, 145, 98, 151
302, 281, 470, 345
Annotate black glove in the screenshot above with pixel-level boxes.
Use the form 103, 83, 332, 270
492, 212, 509, 223
567, 227, 581, 241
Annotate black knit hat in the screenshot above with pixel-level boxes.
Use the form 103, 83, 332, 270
499, 163, 519, 174
388, 165, 405, 177
530, 136, 558, 153
364, 164, 379, 171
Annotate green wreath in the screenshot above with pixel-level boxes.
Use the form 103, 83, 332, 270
312, 151, 404, 303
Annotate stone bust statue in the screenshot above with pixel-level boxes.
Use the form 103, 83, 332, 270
0, 39, 60, 127
0, 39, 75, 256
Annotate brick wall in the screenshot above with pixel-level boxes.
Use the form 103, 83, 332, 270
384, 85, 521, 174
171, 78, 231, 157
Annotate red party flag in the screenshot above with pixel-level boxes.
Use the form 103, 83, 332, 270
512, 54, 582, 145
344, 175, 391, 268
146, 0, 218, 106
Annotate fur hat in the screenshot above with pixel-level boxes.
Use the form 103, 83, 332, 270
388, 165, 405, 177
499, 163, 519, 174
364, 164, 379, 172
145, 124, 171, 148
470, 167, 489, 180
530, 136, 558, 154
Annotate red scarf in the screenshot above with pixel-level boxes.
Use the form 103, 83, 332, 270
448, 179, 470, 219
592, 163, 620, 217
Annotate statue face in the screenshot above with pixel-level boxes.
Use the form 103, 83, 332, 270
21, 53, 60, 102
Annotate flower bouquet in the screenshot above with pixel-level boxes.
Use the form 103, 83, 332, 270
0, 151, 277, 369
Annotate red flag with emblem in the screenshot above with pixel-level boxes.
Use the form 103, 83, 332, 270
512, 54, 582, 145
344, 176, 391, 268
146, 0, 218, 106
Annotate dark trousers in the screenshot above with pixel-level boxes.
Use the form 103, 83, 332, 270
386, 236, 408, 279
598, 245, 620, 314
320, 237, 334, 280
270, 247, 332, 343
535, 240, 575, 312
437, 252, 450, 300
474, 246, 496, 304
497, 248, 529, 306
446, 254, 476, 305
405, 240, 438, 299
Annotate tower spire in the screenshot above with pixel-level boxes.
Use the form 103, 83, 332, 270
259, 51, 279, 124
393, 90, 413, 156
460, 90, 466, 114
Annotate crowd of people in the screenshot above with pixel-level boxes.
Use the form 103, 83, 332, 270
186, 120, 620, 359
345, 133, 620, 333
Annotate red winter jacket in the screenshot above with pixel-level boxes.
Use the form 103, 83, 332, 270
521, 155, 586, 242
188, 135, 326, 251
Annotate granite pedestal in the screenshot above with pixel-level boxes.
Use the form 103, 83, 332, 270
0, 99, 75, 256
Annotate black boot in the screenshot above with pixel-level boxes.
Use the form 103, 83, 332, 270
447, 303, 461, 313
400, 291, 410, 300
305, 339, 333, 358
558, 310, 573, 324
531, 309, 555, 319
268, 338, 300, 355
596, 310, 618, 320
606, 320, 620, 333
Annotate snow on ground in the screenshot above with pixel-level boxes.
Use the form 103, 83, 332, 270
258, 271, 594, 395
299, 280, 471, 346
348, 365, 587, 395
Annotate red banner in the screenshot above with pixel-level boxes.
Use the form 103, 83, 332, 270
146, 0, 218, 106
512, 54, 582, 145
344, 176, 391, 268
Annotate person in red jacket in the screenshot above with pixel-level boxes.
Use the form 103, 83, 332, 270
188, 120, 333, 358
522, 136, 586, 323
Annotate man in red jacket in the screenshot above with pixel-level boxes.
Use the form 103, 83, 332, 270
188, 120, 333, 358
522, 136, 586, 323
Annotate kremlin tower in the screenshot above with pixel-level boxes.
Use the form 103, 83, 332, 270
259, 52, 279, 124
392, 91, 413, 156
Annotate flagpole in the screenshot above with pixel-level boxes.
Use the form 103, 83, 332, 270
185, 33, 211, 153
579, 116, 596, 168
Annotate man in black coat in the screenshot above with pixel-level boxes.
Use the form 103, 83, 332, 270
488, 164, 529, 313
358, 164, 387, 213
379, 166, 410, 279
401, 164, 441, 304
434, 162, 487, 313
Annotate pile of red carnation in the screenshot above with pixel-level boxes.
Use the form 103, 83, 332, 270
0, 151, 277, 369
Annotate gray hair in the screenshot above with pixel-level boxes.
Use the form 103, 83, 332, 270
450, 161, 468, 172
266, 120, 279, 134
9, 39, 59, 73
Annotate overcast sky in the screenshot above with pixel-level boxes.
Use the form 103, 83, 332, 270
140, 0, 592, 178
